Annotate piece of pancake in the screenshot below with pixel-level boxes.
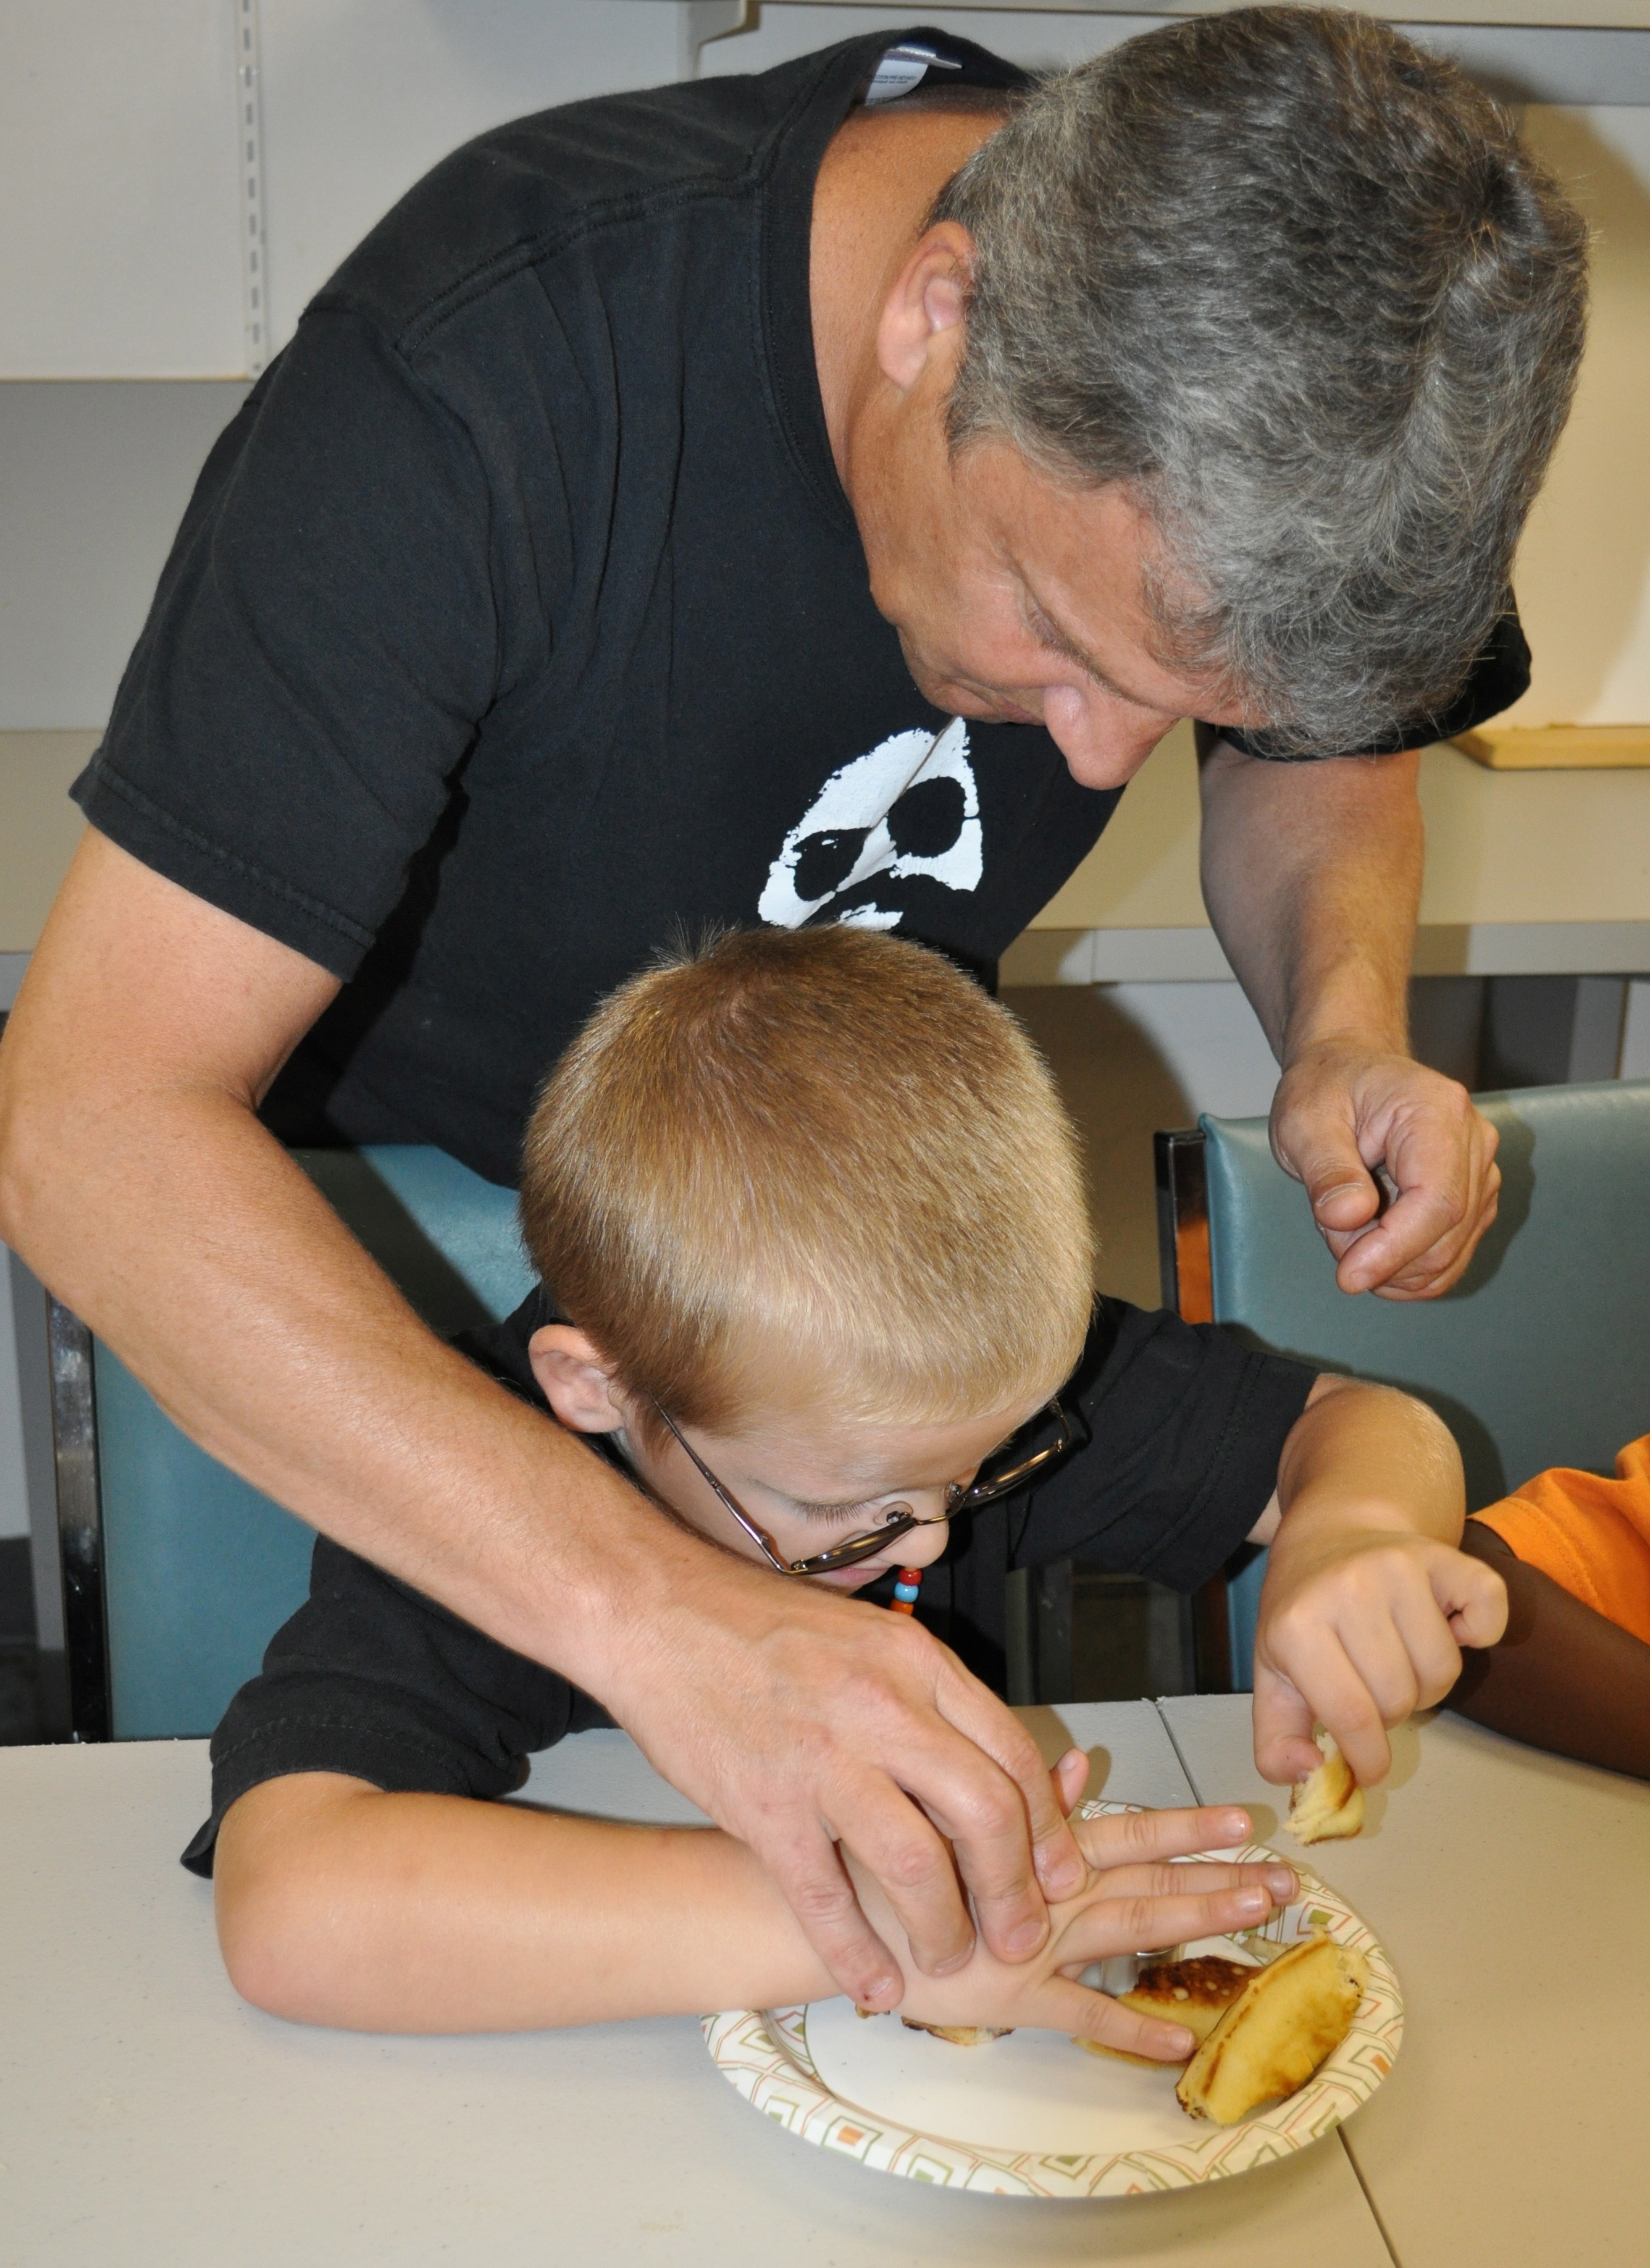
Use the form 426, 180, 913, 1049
1176, 1930, 1369, 2124
898, 2020, 1012, 2046
1075, 1954, 1253, 2066
1288, 1735, 1365, 1844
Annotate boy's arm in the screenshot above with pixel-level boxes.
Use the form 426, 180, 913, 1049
1446, 1522, 1650, 1781
1246, 1376, 1508, 1786
212, 1771, 1293, 2044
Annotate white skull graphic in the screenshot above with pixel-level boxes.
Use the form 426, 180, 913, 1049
757, 717, 982, 931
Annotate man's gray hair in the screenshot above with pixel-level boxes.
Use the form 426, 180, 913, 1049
934, 7, 1588, 755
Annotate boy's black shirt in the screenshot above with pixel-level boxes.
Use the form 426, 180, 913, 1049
182, 1287, 1313, 1875
77, 28, 1528, 1190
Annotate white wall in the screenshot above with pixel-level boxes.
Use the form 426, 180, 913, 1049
256, 1, 680, 355
6, 7, 1650, 731
0, 1, 246, 378
1100, 982, 1282, 1121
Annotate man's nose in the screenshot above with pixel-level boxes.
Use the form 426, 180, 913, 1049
1041, 684, 1174, 790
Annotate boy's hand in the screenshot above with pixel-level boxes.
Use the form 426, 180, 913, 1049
1253, 1524, 1509, 1786
858, 1797, 1297, 2059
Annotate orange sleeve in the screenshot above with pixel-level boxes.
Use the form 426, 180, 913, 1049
1471, 1434, 1650, 1647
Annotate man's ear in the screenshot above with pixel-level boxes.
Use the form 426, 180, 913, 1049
528, 1325, 630, 1435
876, 220, 974, 394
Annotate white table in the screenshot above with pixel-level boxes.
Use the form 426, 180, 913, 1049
1161, 1697, 1650, 2268
0, 1702, 1391, 2268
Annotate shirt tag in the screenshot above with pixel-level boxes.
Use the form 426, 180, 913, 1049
864, 42, 963, 105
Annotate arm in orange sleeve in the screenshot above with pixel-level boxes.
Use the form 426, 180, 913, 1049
1445, 1438, 1650, 1782
1471, 1435, 1650, 1647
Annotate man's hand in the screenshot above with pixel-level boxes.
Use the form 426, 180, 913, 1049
603, 1560, 1087, 2010
1197, 736, 1502, 1301
1270, 1040, 1501, 1299
854, 1794, 1296, 2057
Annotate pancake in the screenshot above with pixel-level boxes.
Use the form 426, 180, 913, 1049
1288, 1735, 1365, 1844
898, 2020, 1012, 2045
1176, 1930, 1369, 2124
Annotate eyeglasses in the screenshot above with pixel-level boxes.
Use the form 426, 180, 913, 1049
649, 1396, 1083, 1579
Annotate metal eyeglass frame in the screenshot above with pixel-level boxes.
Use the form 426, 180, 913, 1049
649, 1396, 1083, 1577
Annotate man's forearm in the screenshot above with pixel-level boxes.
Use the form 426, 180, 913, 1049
0, 841, 701, 1691
1197, 734, 1421, 1064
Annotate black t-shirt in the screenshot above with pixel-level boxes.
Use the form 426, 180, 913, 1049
180, 1286, 1313, 1876
77, 29, 1526, 1189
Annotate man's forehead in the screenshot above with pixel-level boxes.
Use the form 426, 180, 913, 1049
965, 444, 1247, 721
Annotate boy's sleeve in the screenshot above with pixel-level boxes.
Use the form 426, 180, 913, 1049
180, 1535, 611, 1878
1013, 1299, 1317, 1592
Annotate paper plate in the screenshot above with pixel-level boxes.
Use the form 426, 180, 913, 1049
704, 1800, 1402, 2197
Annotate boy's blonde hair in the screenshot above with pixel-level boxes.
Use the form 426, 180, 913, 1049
519, 926, 1094, 1441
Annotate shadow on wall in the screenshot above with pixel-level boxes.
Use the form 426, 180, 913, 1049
1010, 986, 1206, 1311
1504, 106, 1650, 725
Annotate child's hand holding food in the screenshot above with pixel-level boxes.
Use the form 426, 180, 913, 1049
1249, 1377, 1508, 1789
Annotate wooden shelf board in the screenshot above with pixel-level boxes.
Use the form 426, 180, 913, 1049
1454, 725, 1650, 770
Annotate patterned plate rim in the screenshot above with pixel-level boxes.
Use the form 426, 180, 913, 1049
703, 1800, 1402, 2198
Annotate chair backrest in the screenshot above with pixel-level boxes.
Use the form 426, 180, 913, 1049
57, 1148, 535, 1739
1158, 1080, 1650, 1689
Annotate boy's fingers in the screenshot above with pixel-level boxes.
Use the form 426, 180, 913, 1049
1251, 1665, 1325, 1784
1071, 1802, 1254, 1868
1051, 1747, 1090, 1816
1078, 1858, 1298, 1908
1063, 1880, 1284, 1962
1041, 1977, 1196, 2064
1436, 1548, 1509, 1650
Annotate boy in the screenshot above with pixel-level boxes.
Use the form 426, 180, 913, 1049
192, 926, 1505, 2050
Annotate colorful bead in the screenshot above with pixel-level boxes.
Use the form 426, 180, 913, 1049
890, 1568, 923, 1614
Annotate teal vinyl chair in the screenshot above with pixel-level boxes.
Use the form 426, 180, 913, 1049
1156, 1080, 1650, 1690
50, 1148, 535, 1739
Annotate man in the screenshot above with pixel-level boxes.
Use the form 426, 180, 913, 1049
0, 12, 1585, 2011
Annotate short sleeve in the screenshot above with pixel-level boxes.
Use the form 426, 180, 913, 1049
1213, 601, 1530, 763
1015, 1300, 1317, 1590
179, 1535, 611, 1878
76, 307, 501, 977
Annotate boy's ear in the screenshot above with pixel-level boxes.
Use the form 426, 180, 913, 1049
528, 1325, 630, 1435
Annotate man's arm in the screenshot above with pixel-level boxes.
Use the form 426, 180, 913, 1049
0, 830, 1084, 2004
1197, 735, 1500, 1299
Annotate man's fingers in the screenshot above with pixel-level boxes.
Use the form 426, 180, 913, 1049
924, 1663, 1086, 1952
1334, 1182, 1468, 1295
1350, 1089, 1500, 1298
760, 1823, 907, 2010
1271, 1049, 1502, 1300
1272, 1106, 1381, 1237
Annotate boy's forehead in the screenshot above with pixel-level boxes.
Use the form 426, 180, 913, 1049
727, 1402, 1037, 1498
